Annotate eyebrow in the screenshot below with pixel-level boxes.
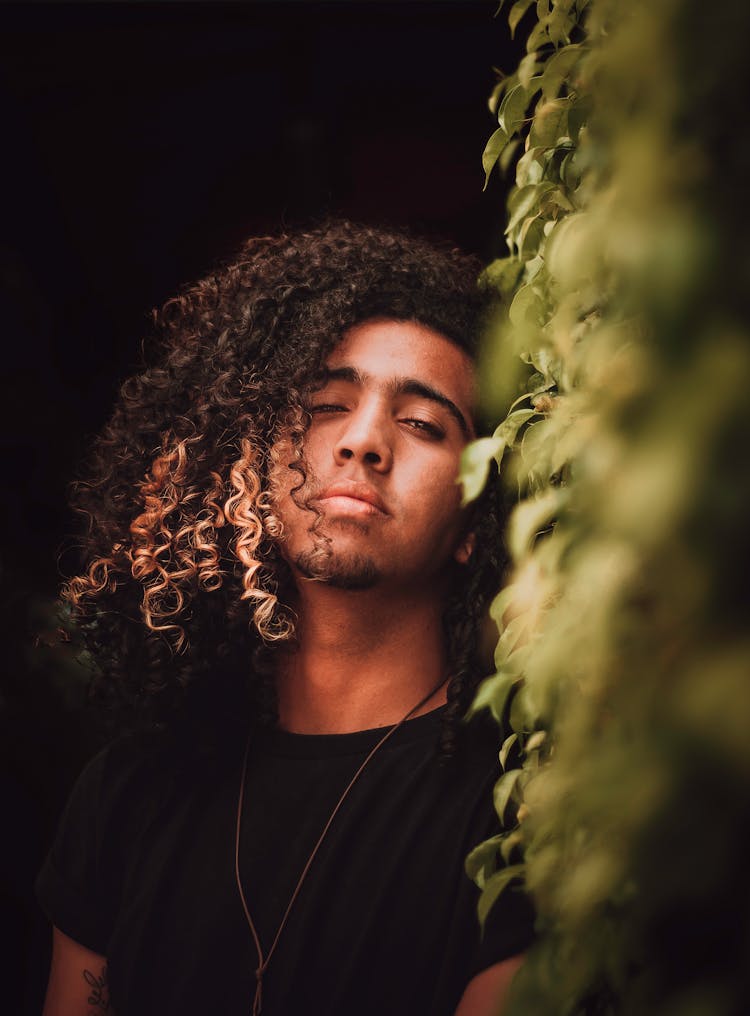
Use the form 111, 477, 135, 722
321, 365, 472, 438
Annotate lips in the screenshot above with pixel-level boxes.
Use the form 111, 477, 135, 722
314, 480, 388, 516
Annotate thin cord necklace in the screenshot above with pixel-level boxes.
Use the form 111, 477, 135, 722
234, 679, 447, 1016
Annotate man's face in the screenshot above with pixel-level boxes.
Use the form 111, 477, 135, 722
272, 318, 476, 592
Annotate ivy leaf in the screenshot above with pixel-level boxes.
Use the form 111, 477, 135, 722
478, 864, 526, 931
530, 100, 569, 148
459, 436, 504, 505
482, 127, 509, 190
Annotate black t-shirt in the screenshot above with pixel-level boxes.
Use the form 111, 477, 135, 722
37, 706, 534, 1016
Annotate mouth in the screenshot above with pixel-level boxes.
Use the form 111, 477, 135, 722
313, 481, 388, 517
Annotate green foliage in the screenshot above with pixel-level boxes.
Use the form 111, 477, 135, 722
465, 0, 750, 1011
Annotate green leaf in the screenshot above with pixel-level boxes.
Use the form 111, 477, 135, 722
500, 732, 519, 770
468, 670, 520, 724
500, 830, 524, 865
493, 405, 538, 447
498, 84, 529, 137
519, 215, 546, 258
493, 768, 524, 823
488, 585, 516, 625
508, 284, 546, 330
463, 406, 537, 489
525, 729, 546, 752
507, 181, 557, 236
482, 127, 509, 190
500, 138, 522, 175
488, 76, 511, 116
567, 93, 592, 141
518, 52, 538, 91
478, 865, 526, 930
546, 7, 576, 47
507, 487, 564, 561
541, 44, 584, 99
481, 256, 525, 298
530, 99, 569, 148
465, 834, 504, 888
508, 0, 535, 37
494, 612, 531, 667
459, 436, 504, 505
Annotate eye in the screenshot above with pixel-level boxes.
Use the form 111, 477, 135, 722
310, 403, 347, 414
401, 417, 444, 439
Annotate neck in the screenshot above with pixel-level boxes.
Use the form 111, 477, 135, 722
275, 582, 449, 734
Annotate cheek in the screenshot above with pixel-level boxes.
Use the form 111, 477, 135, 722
412, 469, 465, 542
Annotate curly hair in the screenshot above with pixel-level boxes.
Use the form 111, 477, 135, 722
63, 220, 507, 754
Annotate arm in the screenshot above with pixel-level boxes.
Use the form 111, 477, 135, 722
453, 954, 525, 1016
42, 927, 111, 1016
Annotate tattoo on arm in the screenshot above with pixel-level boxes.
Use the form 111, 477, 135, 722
84, 965, 110, 1013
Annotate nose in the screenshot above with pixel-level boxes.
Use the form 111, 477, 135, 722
333, 401, 393, 471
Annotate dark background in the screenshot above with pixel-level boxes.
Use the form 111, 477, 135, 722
1, 2, 518, 1010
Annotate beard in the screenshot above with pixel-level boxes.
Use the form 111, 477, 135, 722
283, 466, 384, 589
294, 535, 381, 590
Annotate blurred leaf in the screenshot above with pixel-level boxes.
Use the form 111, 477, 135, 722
541, 44, 585, 98
465, 834, 504, 888
493, 768, 524, 824
500, 138, 523, 174
482, 256, 525, 297
525, 730, 546, 752
500, 732, 519, 770
478, 865, 526, 930
530, 100, 569, 147
507, 488, 564, 561
518, 52, 540, 90
509, 285, 546, 329
508, 0, 535, 37
500, 829, 525, 864
459, 436, 504, 505
468, 669, 521, 724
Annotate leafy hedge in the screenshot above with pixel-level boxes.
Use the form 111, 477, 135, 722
463, 0, 750, 1011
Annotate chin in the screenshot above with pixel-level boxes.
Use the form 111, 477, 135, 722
294, 547, 381, 590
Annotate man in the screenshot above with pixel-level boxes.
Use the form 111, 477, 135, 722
37, 222, 534, 1015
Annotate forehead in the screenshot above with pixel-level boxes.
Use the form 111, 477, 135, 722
326, 319, 476, 408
